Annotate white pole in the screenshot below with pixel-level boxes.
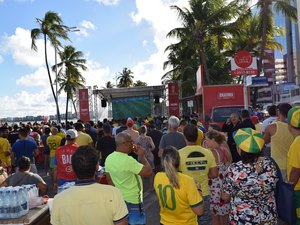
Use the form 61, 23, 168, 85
244, 75, 249, 109
55, 46, 59, 122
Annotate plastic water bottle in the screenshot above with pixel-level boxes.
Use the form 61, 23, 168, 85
11, 189, 21, 218
19, 186, 29, 216
3, 189, 11, 219
0, 188, 4, 219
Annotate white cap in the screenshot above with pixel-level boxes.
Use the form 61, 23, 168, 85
66, 129, 78, 140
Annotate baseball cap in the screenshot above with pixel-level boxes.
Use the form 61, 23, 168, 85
127, 118, 134, 126
288, 106, 300, 128
66, 129, 78, 140
234, 128, 264, 153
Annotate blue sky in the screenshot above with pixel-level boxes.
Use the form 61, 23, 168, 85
0, 0, 188, 118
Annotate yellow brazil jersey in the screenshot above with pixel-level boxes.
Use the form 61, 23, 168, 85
76, 131, 93, 147
179, 145, 217, 196
196, 129, 204, 146
47, 135, 62, 169
57, 132, 66, 140
271, 122, 294, 171
154, 172, 203, 225
287, 135, 300, 190
0, 137, 11, 166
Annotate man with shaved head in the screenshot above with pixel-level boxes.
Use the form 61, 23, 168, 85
47, 127, 63, 171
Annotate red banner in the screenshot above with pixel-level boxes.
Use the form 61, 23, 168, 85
79, 89, 90, 122
168, 83, 179, 117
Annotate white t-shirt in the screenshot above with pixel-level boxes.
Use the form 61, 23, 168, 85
261, 116, 277, 147
261, 116, 278, 133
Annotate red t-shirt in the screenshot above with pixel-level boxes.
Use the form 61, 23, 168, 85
54, 143, 78, 181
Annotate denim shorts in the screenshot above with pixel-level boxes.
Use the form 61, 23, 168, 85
125, 202, 146, 225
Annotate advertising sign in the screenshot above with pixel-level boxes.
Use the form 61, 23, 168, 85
79, 89, 90, 122
250, 76, 269, 87
231, 50, 258, 76
168, 82, 180, 117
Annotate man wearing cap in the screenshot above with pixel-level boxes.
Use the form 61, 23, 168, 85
123, 118, 139, 142
287, 106, 300, 223
123, 118, 140, 160
222, 128, 278, 224
53, 129, 79, 193
263, 103, 293, 180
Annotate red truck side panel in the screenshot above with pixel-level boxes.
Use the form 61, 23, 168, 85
202, 85, 248, 119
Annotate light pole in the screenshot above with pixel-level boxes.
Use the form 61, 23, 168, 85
54, 45, 59, 123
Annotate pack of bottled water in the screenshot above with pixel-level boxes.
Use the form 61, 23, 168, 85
0, 185, 36, 219
58, 181, 75, 193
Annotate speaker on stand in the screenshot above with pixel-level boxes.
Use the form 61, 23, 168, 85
101, 99, 107, 107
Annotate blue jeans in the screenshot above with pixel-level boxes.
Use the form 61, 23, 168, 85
125, 202, 146, 225
198, 195, 211, 225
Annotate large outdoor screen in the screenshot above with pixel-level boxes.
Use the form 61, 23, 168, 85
112, 96, 151, 120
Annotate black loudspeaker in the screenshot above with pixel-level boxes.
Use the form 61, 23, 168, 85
154, 96, 160, 104
101, 99, 107, 107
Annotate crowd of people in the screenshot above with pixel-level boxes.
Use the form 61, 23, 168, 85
0, 105, 299, 225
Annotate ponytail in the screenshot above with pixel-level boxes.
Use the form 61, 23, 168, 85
162, 146, 180, 189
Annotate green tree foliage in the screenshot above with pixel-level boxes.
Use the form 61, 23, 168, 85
31, 11, 72, 122
117, 67, 134, 87
52, 45, 87, 124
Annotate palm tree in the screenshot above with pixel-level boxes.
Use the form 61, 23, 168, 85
167, 0, 247, 84
117, 67, 134, 87
104, 81, 114, 88
52, 45, 87, 124
238, 0, 297, 73
134, 80, 147, 87
31, 11, 72, 123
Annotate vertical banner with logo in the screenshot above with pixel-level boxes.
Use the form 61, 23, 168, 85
79, 89, 90, 122
168, 82, 179, 117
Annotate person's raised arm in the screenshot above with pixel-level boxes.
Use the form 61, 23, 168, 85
135, 145, 152, 177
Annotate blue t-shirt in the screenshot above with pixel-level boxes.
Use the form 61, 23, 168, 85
41, 135, 50, 153
12, 139, 37, 163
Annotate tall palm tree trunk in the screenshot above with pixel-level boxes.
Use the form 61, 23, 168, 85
199, 38, 210, 85
258, 0, 271, 75
72, 98, 78, 118
44, 35, 61, 122
65, 92, 69, 124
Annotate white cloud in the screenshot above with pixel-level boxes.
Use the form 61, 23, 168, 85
0, 55, 3, 63
0, 56, 113, 118
0, 90, 57, 118
77, 20, 96, 37
16, 67, 49, 87
142, 40, 148, 48
2, 27, 55, 68
81, 20, 96, 30
129, 0, 189, 85
83, 59, 112, 87
95, 0, 120, 6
